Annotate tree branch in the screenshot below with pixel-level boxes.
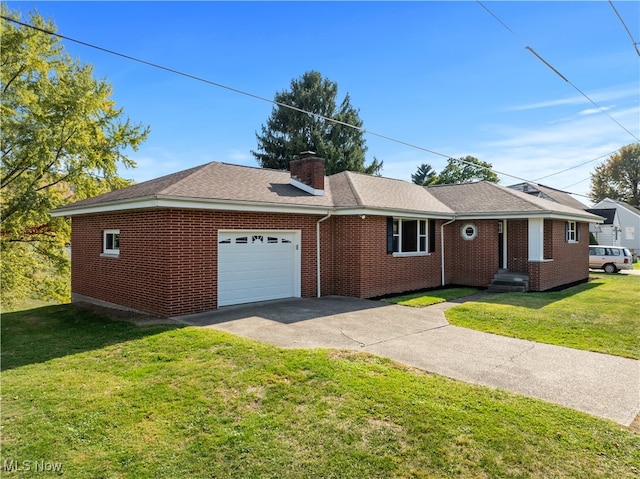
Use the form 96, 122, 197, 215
2, 64, 26, 95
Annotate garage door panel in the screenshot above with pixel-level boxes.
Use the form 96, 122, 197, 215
218, 231, 300, 307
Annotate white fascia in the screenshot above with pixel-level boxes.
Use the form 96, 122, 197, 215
453, 211, 604, 223
333, 207, 454, 219
50, 195, 334, 217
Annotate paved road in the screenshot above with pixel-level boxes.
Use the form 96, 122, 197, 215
177, 296, 640, 426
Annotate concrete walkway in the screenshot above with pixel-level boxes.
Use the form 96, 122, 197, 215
177, 296, 640, 426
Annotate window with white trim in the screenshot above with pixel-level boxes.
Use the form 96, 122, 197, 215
565, 221, 579, 242
103, 229, 120, 256
391, 218, 428, 254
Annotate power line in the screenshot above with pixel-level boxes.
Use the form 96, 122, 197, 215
477, 1, 639, 142
562, 177, 591, 190
1, 15, 536, 184
3, 15, 452, 159
0, 14, 616, 196
609, 0, 640, 58
531, 142, 639, 181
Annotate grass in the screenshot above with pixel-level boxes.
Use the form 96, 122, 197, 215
445, 273, 640, 359
382, 287, 482, 307
2, 305, 639, 478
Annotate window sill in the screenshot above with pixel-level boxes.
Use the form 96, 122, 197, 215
100, 252, 120, 258
392, 252, 431, 258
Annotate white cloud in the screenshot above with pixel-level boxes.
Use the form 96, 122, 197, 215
507, 84, 638, 112
579, 106, 612, 116
471, 103, 639, 198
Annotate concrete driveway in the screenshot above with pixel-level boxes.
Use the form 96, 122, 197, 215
177, 295, 640, 426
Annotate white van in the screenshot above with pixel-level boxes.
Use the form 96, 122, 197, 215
588, 246, 634, 273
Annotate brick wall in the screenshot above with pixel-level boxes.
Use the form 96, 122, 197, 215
71, 209, 321, 317
71, 210, 590, 316
326, 216, 442, 298
529, 221, 589, 291
444, 220, 500, 287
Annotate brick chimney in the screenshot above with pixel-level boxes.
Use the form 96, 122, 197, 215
289, 151, 325, 196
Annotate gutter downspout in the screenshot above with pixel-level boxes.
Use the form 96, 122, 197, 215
317, 211, 333, 297
441, 217, 456, 286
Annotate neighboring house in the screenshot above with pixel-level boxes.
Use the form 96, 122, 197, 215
508, 182, 588, 210
585, 208, 622, 246
591, 198, 640, 258
52, 154, 602, 318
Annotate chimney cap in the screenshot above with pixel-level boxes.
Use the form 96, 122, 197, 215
299, 151, 317, 159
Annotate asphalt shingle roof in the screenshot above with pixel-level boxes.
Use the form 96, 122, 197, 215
331, 171, 454, 214
54, 162, 600, 221
508, 182, 587, 210
428, 181, 600, 220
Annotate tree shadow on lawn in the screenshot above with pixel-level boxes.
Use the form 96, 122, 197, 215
1, 303, 183, 371
464, 278, 604, 310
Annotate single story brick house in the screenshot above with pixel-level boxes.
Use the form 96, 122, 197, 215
52, 154, 602, 318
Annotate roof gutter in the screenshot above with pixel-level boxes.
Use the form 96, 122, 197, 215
317, 211, 333, 298
441, 217, 456, 286
50, 195, 335, 217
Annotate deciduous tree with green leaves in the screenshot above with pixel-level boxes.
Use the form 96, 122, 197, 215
589, 143, 640, 207
433, 156, 499, 184
1, 7, 149, 308
252, 71, 382, 175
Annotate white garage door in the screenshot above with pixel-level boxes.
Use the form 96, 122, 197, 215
218, 230, 301, 307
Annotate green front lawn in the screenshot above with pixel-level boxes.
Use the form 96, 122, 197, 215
445, 273, 640, 359
2, 305, 638, 477
383, 287, 482, 307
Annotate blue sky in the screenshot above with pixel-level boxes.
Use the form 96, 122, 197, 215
7, 1, 640, 203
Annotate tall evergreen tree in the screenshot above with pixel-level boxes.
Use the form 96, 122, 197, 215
252, 71, 382, 175
411, 163, 437, 186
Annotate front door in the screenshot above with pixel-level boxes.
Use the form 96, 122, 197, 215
498, 220, 505, 269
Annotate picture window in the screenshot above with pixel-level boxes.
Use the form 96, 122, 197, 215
391, 218, 428, 254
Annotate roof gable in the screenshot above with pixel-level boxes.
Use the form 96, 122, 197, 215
595, 198, 640, 217
585, 208, 617, 224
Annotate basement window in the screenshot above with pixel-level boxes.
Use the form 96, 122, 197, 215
102, 230, 120, 257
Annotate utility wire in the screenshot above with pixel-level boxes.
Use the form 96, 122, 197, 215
531, 141, 639, 181
562, 177, 591, 189
477, 1, 639, 142
1, 15, 537, 185
0, 15, 449, 161
1, 14, 615, 194
609, 0, 640, 58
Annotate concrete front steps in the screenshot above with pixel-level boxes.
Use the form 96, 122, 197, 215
487, 270, 529, 293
